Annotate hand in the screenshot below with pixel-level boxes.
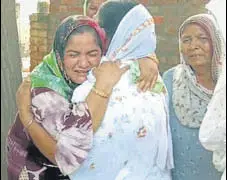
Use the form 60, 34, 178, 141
16, 76, 33, 126
137, 57, 159, 92
93, 61, 129, 94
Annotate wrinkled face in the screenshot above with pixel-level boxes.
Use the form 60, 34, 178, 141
64, 32, 102, 84
180, 23, 213, 69
87, 0, 105, 18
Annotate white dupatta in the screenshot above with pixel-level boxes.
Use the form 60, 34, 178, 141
72, 4, 174, 170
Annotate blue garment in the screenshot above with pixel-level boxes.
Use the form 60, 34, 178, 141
163, 67, 222, 180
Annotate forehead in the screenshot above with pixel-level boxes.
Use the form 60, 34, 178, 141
181, 23, 209, 37
67, 32, 98, 46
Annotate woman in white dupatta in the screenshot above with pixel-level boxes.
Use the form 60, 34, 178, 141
70, 2, 173, 180
199, 58, 226, 180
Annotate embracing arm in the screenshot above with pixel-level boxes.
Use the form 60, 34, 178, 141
137, 54, 159, 92
16, 79, 57, 165
16, 62, 128, 173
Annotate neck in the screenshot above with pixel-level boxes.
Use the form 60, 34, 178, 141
193, 66, 215, 90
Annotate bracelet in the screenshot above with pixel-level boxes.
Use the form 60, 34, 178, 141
92, 87, 109, 98
147, 54, 159, 65
23, 119, 34, 131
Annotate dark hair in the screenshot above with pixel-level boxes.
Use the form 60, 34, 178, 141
98, 0, 138, 42
65, 25, 103, 53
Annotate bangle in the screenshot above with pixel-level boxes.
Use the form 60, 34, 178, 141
23, 119, 34, 131
92, 87, 109, 98
147, 54, 159, 65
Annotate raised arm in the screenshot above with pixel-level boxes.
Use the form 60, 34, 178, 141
137, 54, 159, 92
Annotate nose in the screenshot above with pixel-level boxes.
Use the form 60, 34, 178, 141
78, 55, 90, 68
189, 38, 200, 50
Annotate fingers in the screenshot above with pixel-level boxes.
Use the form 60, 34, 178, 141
137, 79, 146, 92
149, 74, 158, 90
143, 80, 152, 92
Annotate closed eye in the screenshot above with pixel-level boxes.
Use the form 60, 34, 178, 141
67, 52, 79, 58
88, 52, 99, 57
182, 38, 191, 44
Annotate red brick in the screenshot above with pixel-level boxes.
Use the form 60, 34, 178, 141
151, 0, 178, 5
29, 13, 49, 23
38, 45, 48, 53
61, 0, 74, 5
153, 16, 164, 25
139, 0, 149, 5
29, 45, 38, 52
59, 5, 68, 12
67, 6, 83, 13
30, 37, 48, 46
50, 4, 59, 13
30, 22, 48, 30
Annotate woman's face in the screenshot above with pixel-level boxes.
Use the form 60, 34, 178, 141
180, 23, 213, 69
87, 0, 105, 18
63, 32, 102, 84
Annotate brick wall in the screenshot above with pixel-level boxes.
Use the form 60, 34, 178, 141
148, 0, 210, 72
29, 0, 83, 71
29, 0, 210, 72
29, 13, 49, 70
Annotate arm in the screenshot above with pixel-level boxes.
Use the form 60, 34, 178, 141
137, 54, 159, 92
16, 62, 128, 172
16, 79, 57, 165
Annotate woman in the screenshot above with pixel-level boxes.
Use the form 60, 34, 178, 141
162, 14, 225, 180
70, 1, 173, 180
83, 0, 159, 91
9, 8, 160, 180
83, 0, 105, 18
199, 58, 226, 180
7, 15, 128, 179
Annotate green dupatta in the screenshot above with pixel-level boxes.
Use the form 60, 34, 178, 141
30, 51, 75, 100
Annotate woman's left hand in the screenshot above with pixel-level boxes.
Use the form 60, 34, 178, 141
137, 57, 159, 92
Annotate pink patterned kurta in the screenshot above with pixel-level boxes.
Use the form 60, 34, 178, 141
7, 87, 93, 179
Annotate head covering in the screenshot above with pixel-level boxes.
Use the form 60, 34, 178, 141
172, 14, 225, 128
72, 4, 174, 170
31, 15, 106, 100
72, 4, 157, 102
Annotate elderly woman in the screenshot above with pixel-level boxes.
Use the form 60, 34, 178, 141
162, 14, 225, 180
7, 15, 128, 179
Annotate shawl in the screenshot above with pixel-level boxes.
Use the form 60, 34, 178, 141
72, 4, 174, 170
72, 4, 163, 102
172, 14, 225, 128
